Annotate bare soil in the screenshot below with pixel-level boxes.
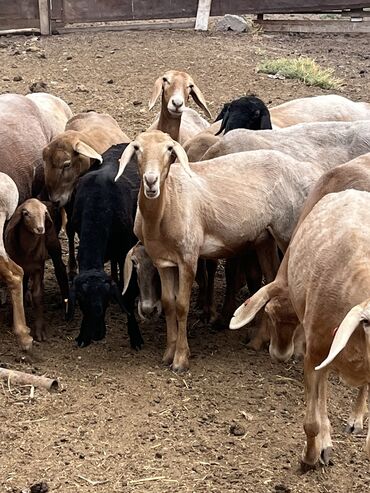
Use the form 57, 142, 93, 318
0, 27, 370, 493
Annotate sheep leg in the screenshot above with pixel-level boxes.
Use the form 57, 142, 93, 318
301, 357, 322, 469
195, 258, 207, 310
65, 202, 77, 280
30, 269, 46, 342
158, 266, 178, 366
172, 263, 196, 372
47, 238, 69, 304
345, 384, 368, 434
318, 372, 332, 465
212, 257, 242, 330
0, 257, 32, 350
204, 259, 217, 323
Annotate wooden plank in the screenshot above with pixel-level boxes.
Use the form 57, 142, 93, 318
56, 20, 195, 34
0, 18, 40, 30
195, 0, 212, 30
38, 0, 50, 35
256, 19, 370, 33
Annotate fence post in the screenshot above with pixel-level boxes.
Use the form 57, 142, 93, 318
195, 0, 212, 31
38, 0, 51, 35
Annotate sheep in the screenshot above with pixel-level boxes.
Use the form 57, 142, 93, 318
202, 120, 370, 164
4, 199, 69, 341
0, 173, 32, 350
183, 95, 272, 162
114, 130, 340, 371
0, 93, 66, 204
67, 144, 143, 350
148, 70, 212, 144
43, 111, 130, 277
26, 92, 73, 139
283, 190, 370, 466
270, 94, 370, 128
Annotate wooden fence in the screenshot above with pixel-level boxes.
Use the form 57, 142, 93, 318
0, 0, 369, 34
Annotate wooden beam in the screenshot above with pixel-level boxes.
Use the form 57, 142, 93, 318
38, 0, 50, 35
256, 19, 370, 33
56, 20, 195, 35
195, 0, 212, 31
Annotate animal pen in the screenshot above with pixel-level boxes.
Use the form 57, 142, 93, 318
1, 0, 370, 35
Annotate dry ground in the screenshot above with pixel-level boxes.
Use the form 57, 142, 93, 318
0, 27, 370, 493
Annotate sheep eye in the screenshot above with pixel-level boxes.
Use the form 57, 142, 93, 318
167, 146, 173, 152
133, 144, 139, 151
162, 77, 169, 84
63, 160, 71, 170
22, 210, 29, 217
188, 84, 194, 89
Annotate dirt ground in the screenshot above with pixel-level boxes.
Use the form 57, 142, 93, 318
1, 26, 370, 493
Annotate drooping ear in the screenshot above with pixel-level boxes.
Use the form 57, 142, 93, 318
215, 106, 230, 135
73, 140, 103, 163
149, 76, 164, 110
110, 281, 130, 315
115, 142, 137, 182
4, 207, 23, 256
259, 109, 273, 130
214, 102, 230, 122
190, 84, 212, 119
123, 246, 135, 295
172, 141, 194, 177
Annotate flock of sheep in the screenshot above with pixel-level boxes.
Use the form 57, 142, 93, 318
1, 69, 370, 470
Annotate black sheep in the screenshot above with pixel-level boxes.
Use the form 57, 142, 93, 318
215, 95, 272, 135
67, 144, 143, 349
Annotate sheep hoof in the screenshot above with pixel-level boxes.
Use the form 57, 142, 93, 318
130, 332, 144, 351
162, 348, 175, 366
171, 352, 190, 373
345, 422, 363, 434
19, 333, 33, 351
300, 460, 318, 473
319, 447, 333, 466
32, 326, 47, 342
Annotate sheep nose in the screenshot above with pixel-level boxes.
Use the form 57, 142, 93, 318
36, 226, 45, 234
144, 173, 158, 189
172, 98, 184, 109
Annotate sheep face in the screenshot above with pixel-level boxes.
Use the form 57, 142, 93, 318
149, 70, 212, 119
71, 271, 114, 347
266, 296, 298, 362
216, 96, 272, 135
115, 131, 192, 199
19, 199, 50, 235
43, 132, 102, 207
130, 244, 162, 319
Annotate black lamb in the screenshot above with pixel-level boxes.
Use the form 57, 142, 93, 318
215, 95, 272, 135
67, 144, 143, 349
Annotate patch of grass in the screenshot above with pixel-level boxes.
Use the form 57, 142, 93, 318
257, 56, 342, 90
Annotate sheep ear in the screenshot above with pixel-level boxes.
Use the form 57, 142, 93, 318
172, 142, 194, 177
260, 110, 273, 130
190, 84, 212, 119
215, 107, 230, 136
149, 77, 163, 110
73, 141, 103, 163
115, 142, 137, 182
123, 246, 136, 295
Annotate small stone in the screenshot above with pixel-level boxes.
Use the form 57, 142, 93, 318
274, 485, 291, 493
229, 422, 246, 436
96, 54, 103, 59
106, 79, 114, 84
29, 81, 47, 93
0, 42, 7, 48
75, 84, 89, 93
26, 45, 39, 52
155, 452, 162, 459
132, 100, 142, 106
38, 53, 46, 59
30, 482, 49, 493
2, 76, 10, 81
216, 14, 252, 33
13, 75, 23, 81
11, 49, 21, 55
66, 55, 72, 60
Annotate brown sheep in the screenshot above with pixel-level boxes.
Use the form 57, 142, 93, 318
5, 199, 69, 341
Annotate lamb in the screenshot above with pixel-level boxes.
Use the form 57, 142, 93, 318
270, 94, 370, 128
280, 190, 370, 466
114, 130, 335, 371
148, 70, 212, 144
202, 120, 370, 164
5, 199, 69, 341
183, 95, 272, 162
0, 173, 32, 350
67, 144, 143, 350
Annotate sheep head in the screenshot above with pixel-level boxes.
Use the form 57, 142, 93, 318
148, 70, 212, 119
115, 131, 193, 200
43, 130, 102, 207
6, 198, 52, 237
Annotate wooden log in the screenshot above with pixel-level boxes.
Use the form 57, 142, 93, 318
256, 19, 370, 33
0, 367, 59, 392
195, 0, 212, 31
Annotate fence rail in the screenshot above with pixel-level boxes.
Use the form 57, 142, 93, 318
0, 0, 369, 34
